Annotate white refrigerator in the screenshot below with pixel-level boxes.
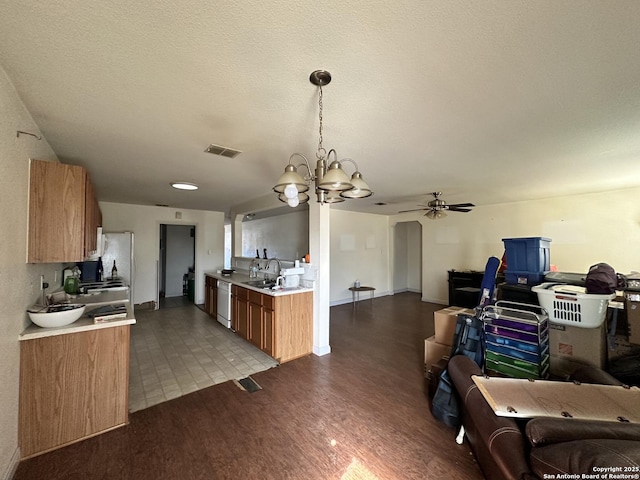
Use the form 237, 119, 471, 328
101, 232, 135, 302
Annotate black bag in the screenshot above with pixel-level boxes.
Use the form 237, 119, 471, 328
585, 263, 617, 294
430, 313, 485, 427
431, 369, 460, 427
449, 313, 484, 368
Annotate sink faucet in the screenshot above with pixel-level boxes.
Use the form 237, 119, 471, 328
264, 258, 282, 279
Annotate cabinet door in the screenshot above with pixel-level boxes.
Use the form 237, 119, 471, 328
249, 301, 263, 348
204, 277, 211, 313
231, 285, 237, 331
263, 308, 274, 357
235, 287, 249, 340
19, 326, 130, 458
28, 160, 87, 263
83, 172, 102, 257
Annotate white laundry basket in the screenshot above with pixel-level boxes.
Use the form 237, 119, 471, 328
531, 283, 615, 328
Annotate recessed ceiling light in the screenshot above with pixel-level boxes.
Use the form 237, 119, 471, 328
171, 182, 198, 191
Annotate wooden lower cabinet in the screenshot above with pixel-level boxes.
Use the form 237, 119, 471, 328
233, 286, 312, 363
19, 325, 130, 459
234, 285, 249, 340
248, 291, 263, 349
204, 275, 217, 318
263, 307, 274, 357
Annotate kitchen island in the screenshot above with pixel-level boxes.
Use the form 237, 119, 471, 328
18, 289, 135, 459
204, 271, 313, 364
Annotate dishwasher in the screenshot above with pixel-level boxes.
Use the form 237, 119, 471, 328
216, 280, 232, 328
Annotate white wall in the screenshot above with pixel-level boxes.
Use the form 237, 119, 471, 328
329, 210, 391, 305
100, 203, 224, 305
0, 66, 61, 478
165, 225, 194, 297
241, 210, 308, 261
393, 187, 640, 304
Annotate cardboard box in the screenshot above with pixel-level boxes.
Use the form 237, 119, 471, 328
625, 295, 640, 345
548, 322, 606, 378
424, 336, 451, 377
434, 307, 475, 345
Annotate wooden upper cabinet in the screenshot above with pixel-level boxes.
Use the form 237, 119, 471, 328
83, 172, 102, 256
28, 160, 102, 263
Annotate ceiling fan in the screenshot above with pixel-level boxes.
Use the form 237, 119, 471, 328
398, 192, 475, 219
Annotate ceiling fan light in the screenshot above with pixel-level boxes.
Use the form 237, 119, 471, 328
273, 164, 309, 194
287, 196, 300, 207
340, 172, 373, 199
317, 160, 353, 192
426, 209, 447, 220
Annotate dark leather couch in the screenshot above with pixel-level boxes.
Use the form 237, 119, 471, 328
448, 355, 640, 480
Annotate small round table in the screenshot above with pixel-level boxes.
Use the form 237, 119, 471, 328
348, 286, 376, 309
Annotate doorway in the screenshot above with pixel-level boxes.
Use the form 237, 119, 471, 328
393, 221, 422, 295
159, 224, 195, 308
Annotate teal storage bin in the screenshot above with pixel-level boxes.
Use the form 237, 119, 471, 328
502, 237, 551, 272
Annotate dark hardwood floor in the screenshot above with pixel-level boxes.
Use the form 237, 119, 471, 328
14, 292, 483, 480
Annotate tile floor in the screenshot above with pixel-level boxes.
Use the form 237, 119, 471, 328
128, 301, 279, 413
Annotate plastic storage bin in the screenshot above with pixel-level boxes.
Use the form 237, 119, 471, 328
482, 301, 549, 379
504, 270, 547, 286
532, 283, 615, 328
502, 237, 551, 272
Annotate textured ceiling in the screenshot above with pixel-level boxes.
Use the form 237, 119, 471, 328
1, 1, 640, 217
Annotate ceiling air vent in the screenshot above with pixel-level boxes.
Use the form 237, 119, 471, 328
204, 144, 242, 159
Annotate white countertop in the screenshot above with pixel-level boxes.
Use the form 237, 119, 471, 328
204, 271, 313, 296
20, 289, 136, 341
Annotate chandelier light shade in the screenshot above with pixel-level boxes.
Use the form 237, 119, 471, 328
277, 191, 310, 206
317, 160, 353, 192
272, 162, 309, 195
272, 70, 373, 207
341, 171, 373, 199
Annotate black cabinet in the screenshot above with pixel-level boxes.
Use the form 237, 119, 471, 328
448, 270, 484, 308
448, 269, 506, 308
497, 282, 539, 305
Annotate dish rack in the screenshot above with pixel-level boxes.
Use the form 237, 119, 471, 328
482, 301, 550, 379
531, 283, 615, 328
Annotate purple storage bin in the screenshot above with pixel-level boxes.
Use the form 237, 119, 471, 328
490, 317, 540, 333
484, 324, 540, 344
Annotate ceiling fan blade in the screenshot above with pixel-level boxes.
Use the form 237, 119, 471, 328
398, 208, 429, 213
447, 207, 472, 212
447, 203, 475, 208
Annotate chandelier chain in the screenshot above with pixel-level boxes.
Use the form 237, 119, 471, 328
316, 84, 326, 161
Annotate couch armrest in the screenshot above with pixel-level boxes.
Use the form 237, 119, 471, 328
526, 417, 640, 447
448, 355, 535, 480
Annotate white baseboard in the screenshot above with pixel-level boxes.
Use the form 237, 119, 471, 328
313, 345, 331, 356
3, 447, 20, 480
422, 296, 447, 305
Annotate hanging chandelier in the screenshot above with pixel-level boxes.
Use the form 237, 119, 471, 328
273, 70, 373, 207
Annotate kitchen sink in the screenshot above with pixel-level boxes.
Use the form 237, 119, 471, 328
243, 279, 277, 289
